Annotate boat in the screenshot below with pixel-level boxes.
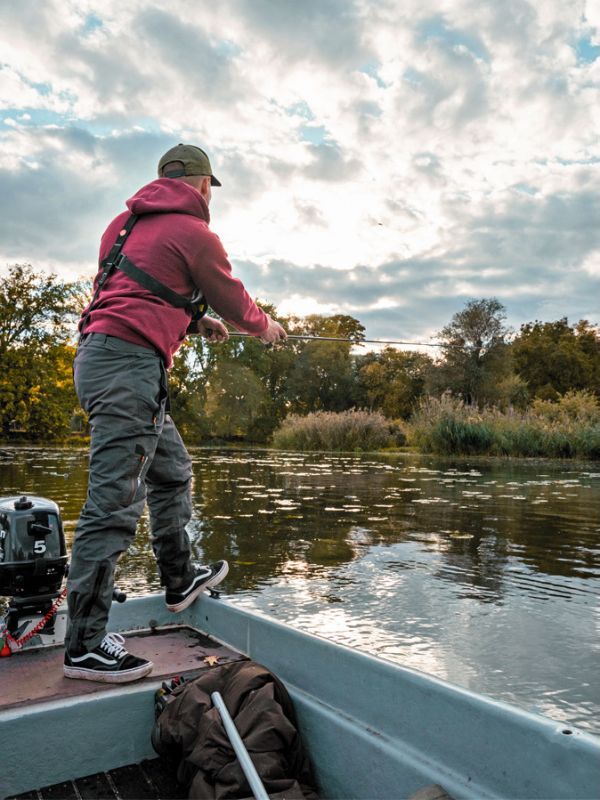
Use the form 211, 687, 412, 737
1, 590, 599, 800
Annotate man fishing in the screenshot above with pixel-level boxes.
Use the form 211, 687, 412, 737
65, 144, 287, 683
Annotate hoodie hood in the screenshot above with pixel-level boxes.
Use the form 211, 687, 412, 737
126, 178, 210, 222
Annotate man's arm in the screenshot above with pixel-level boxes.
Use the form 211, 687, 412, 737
188, 232, 286, 343
189, 233, 268, 334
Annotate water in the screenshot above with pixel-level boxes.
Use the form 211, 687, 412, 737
1, 446, 599, 735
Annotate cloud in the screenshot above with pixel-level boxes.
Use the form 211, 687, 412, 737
134, 9, 246, 103
293, 200, 327, 227
227, 0, 372, 67
454, 181, 600, 271
0, 125, 176, 266
231, 169, 600, 335
0, 0, 598, 341
304, 140, 362, 181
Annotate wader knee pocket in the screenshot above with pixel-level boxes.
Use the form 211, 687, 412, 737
123, 444, 149, 506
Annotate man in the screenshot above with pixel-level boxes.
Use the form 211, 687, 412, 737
64, 144, 286, 683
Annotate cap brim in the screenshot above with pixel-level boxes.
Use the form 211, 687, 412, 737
210, 175, 222, 187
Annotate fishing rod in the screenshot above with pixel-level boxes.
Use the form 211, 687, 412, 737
225, 332, 461, 348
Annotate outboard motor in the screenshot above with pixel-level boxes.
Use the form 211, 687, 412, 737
0, 495, 68, 647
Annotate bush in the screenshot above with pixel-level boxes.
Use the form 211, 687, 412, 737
408, 392, 600, 459
531, 390, 600, 423
387, 420, 407, 447
272, 409, 398, 451
431, 415, 494, 455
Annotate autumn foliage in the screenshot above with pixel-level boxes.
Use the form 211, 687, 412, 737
1, 266, 599, 458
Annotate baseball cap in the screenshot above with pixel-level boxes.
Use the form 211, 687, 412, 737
157, 143, 222, 186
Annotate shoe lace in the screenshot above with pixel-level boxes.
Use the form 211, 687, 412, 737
100, 632, 127, 658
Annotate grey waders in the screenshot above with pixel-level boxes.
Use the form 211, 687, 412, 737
66, 333, 195, 656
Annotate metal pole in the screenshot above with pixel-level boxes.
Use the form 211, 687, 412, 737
211, 691, 269, 800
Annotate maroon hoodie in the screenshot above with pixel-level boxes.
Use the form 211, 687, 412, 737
80, 179, 268, 367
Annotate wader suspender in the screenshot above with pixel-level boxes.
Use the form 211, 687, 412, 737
80, 214, 208, 335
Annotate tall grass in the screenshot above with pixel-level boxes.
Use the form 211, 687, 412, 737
272, 409, 401, 451
409, 391, 600, 459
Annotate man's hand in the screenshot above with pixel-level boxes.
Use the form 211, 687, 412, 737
196, 317, 230, 342
259, 315, 287, 344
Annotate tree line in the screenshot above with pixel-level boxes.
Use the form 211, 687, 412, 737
1, 265, 598, 441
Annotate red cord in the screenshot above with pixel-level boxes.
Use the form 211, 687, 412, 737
5, 586, 68, 650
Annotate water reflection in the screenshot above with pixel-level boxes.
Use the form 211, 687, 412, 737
0, 446, 599, 736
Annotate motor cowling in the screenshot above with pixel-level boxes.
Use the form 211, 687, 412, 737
0, 496, 68, 598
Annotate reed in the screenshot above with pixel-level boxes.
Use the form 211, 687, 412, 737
272, 409, 398, 451
408, 391, 600, 459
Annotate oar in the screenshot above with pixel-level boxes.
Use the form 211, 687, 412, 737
211, 691, 269, 800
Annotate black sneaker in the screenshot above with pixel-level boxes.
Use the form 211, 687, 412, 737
165, 560, 229, 613
64, 633, 154, 683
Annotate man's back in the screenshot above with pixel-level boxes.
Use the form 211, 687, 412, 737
84, 178, 267, 366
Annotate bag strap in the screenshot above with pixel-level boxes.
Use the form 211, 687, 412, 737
80, 214, 208, 335
116, 255, 203, 313
79, 215, 140, 334
102, 214, 140, 276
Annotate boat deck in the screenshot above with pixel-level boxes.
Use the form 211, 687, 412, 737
0, 625, 246, 712
8, 758, 187, 800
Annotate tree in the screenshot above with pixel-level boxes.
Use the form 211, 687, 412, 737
176, 310, 367, 437
430, 298, 516, 406
356, 348, 432, 418
0, 264, 82, 355
178, 303, 298, 440
285, 314, 365, 413
512, 319, 600, 400
229, 303, 299, 437
0, 265, 82, 438
204, 361, 268, 438
168, 340, 209, 440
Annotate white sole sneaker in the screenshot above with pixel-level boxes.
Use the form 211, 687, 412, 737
63, 659, 154, 683
166, 560, 229, 613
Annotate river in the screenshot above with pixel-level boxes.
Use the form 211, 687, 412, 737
1, 445, 598, 736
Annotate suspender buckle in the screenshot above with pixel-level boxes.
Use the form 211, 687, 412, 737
190, 291, 208, 321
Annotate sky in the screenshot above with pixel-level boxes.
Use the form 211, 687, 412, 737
1, 0, 599, 346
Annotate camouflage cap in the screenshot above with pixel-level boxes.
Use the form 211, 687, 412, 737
157, 143, 222, 186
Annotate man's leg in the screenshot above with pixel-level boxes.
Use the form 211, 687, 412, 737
65, 426, 153, 654
146, 414, 228, 611
145, 414, 193, 588
65, 334, 163, 680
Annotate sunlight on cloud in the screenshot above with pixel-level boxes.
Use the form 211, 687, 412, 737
580, 252, 600, 277
368, 297, 399, 311
277, 294, 341, 317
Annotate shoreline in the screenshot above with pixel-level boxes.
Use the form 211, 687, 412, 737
1, 439, 598, 465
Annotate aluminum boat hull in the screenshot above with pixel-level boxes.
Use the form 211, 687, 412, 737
1, 593, 598, 799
